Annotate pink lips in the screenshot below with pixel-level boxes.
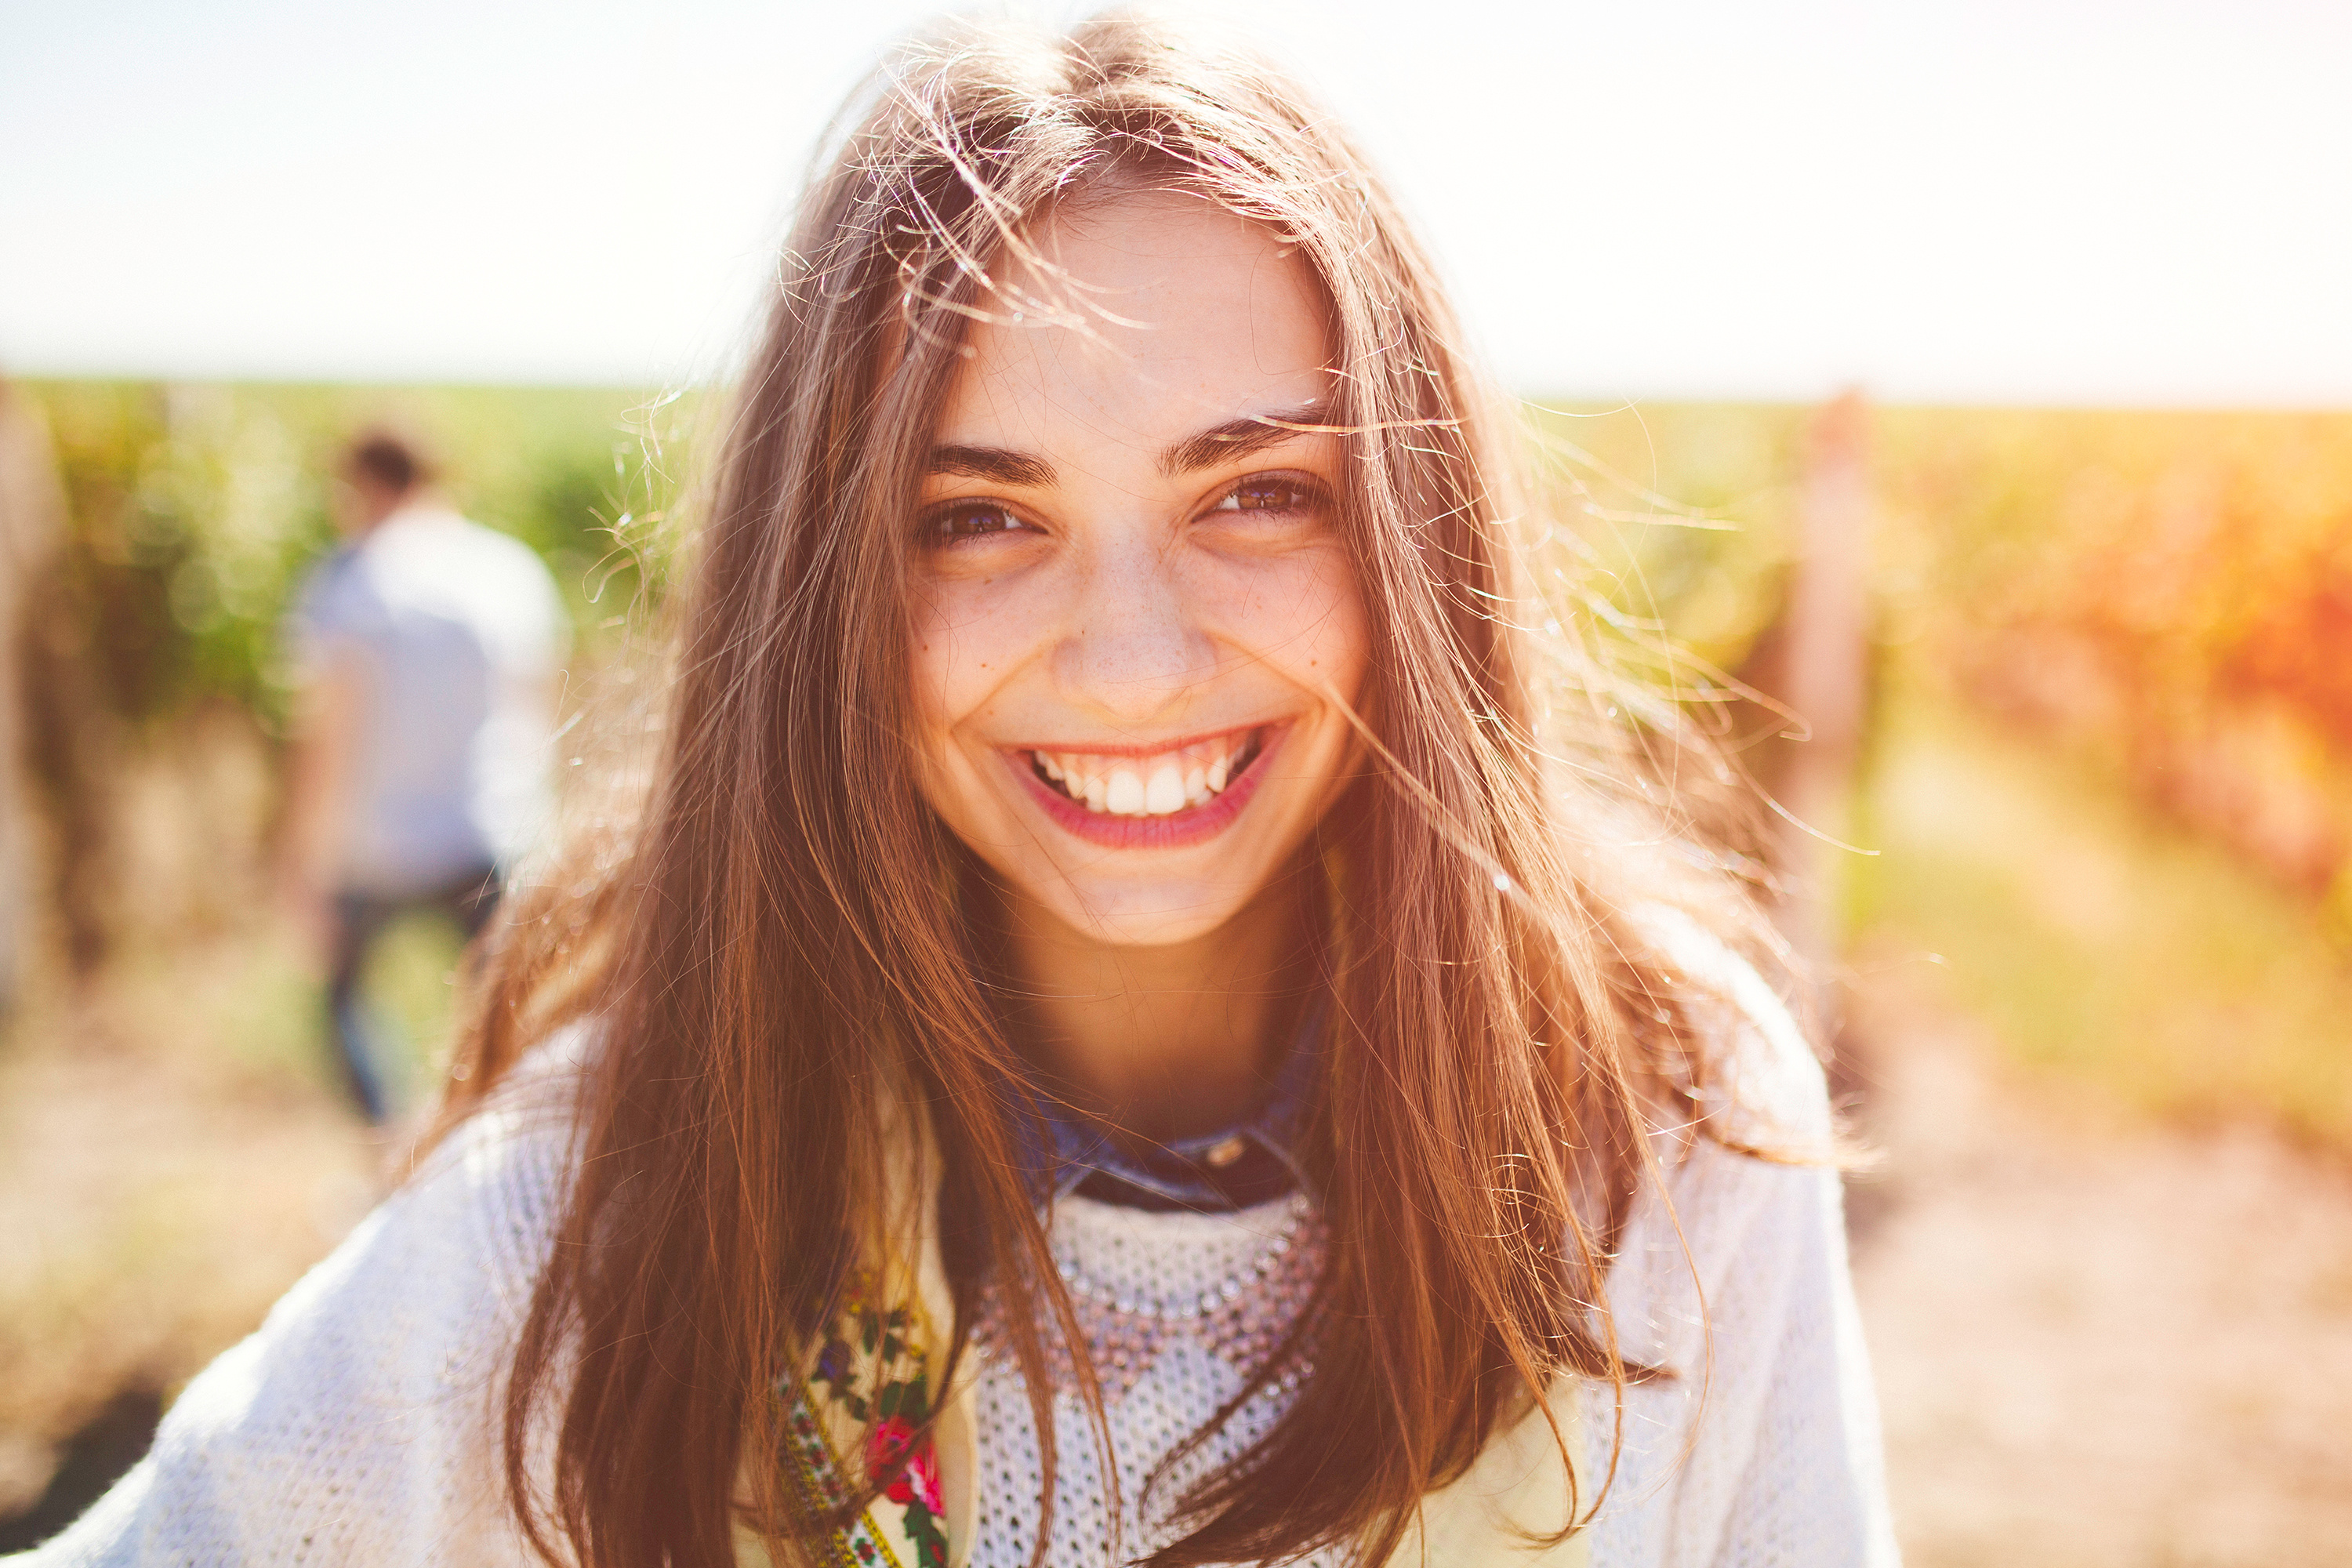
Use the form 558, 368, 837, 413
1008, 724, 1287, 850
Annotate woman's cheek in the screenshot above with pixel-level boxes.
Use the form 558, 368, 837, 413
1210, 547, 1366, 695
906, 590, 962, 731
911, 568, 1061, 720
1315, 583, 1370, 701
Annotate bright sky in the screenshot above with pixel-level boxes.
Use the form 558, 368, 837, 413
5, 0, 2347, 405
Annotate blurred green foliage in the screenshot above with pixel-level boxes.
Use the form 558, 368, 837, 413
1526, 397, 2352, 1153
1872, 409, 2352, 724
14, 379, 701, 978
1534, 401, 2352, 892
1526, 399, 1812, 679
24, 380, 699, 733
358, 911, 470, 1114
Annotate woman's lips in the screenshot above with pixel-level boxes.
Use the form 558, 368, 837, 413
1029, 727, 1263, 816
1006, 724, 1285, 850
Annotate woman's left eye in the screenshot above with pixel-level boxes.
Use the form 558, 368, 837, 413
924, 500, 1031, 544
1210, 475, 1323, 514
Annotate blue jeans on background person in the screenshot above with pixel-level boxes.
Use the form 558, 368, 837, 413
326, 867, 499, 1123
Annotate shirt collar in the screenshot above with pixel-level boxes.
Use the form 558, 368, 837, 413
1013, 1002, 1324, 1214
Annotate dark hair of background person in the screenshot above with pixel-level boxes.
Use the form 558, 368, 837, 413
340, 429, 434, 496
430, 13, 1780, 1568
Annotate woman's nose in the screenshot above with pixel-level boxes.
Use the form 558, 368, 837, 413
1051, 535, 1215, 723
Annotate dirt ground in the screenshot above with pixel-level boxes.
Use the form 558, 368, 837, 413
1847, 962, 2352, 1566
0, 944, 381, 1528
3, 936, 2350, 1561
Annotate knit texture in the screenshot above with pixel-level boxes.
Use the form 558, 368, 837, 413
16, 931, 1898, 1566
964, 1193, 1336, 1567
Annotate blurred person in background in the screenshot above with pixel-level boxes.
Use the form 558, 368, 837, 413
275, 428, 564, 1123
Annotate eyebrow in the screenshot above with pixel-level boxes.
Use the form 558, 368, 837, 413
927, 445, 1055, 487
1160, 406, 1327, 477
923, 405, 1327, 490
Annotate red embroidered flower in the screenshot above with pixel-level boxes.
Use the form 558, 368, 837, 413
867, 1414, 916, 1475
902, 1443, 945, 1515
869, 1417, 944, 1515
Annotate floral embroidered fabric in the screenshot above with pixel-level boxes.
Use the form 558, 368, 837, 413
780, 1288, 951, 1568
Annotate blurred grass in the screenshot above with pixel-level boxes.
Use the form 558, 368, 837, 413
359, 913, 469, 1110
100, 909, 464, 1114
106, 931, 318, 1091
1849, 695, 2352, 1153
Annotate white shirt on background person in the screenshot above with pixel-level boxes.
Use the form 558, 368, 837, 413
289, 505, 565, 896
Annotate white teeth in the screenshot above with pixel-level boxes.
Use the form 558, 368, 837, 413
1105, 768, 1145, 815
1034, 731, 1255, 818
1144, 763, 1186, 815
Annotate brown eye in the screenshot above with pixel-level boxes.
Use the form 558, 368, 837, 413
1213, 474, 1322, 514
926, 500, 1030, 543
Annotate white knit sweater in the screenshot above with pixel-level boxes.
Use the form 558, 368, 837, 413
17, 930, 1897, 1566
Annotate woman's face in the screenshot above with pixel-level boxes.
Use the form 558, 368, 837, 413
907, 192, 1368, 949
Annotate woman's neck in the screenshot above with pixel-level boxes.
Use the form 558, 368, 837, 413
996, 877, 1314, 1146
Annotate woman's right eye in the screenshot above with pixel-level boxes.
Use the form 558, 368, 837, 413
924, 500, 1031, 545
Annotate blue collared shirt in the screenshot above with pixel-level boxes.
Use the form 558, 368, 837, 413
1015, 1006, 1323, 1214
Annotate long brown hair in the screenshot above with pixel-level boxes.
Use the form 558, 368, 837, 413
444, 13, 1768, 1566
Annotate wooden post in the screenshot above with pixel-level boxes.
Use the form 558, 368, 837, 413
1745, 390, 1874, 1044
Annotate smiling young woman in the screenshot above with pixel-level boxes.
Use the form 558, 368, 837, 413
20, 15, 1896, 1568
904, 191, 1368, 1148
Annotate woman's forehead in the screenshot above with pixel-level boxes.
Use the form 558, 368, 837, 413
933, 192, 1332, 465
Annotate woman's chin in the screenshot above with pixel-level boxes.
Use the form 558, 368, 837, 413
1026, 873, 1265, 949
